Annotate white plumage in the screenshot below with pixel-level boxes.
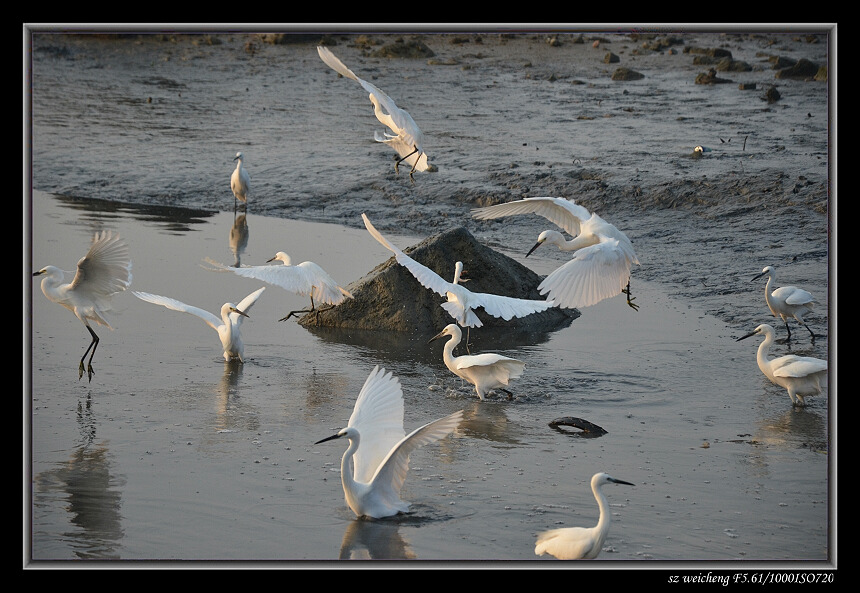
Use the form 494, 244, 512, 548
315, 365, 463, 519
33, 230, 133, 381
362, 213, 555, 329
472, 197, 640, 310
132, 287, 264, 363
204, 252, 352, 322
317, 45, 430, 177
230, 152, 250, 208
752, 266, 818, 341
535, 472, 634, 560
429, 324, 525, 400
736, 323, 827, 406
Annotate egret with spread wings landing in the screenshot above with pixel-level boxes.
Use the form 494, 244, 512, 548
132, 287, 264, 363
314, 365, 463, 519
317, 45, 429, 179
33, 230, 133, 382
362, 213, 555, 332
472, 197, 639, 311
204, 252, 352, 322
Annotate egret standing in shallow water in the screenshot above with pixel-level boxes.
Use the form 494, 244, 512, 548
752, 266, 818, 342
204, 252, 353, 322
33, 230, 133, 382
314, 365, 463, 519
736, 323, 827, 407
535, 472, 635, 560
230, 152, 250, 211
317, 46, 430, 180
429, 324, 525, 400
132, 287, 265, 363
362, 213, 555, 335
472, 197, 640, 311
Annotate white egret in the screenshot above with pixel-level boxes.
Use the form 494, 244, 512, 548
535, 472, 635, 560
33, 230, 133, 382
751, 266, 818, 341
231, 152, 250, 210
132, 287, 265, 363
314, 365, 463, 519
317, 46, 429, 179
203, 252, 353, 322
736, 323, 827, 406
362, 213, 555, 333
472, 197, 640, 311
429, 324, 525, 400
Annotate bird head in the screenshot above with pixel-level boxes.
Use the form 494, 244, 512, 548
526, 232, 550, 257
228, 304, 250, 318
751, 266, 774, 282
315, 426, 355, 445
596, 473, 635, 487
234, 152, 243, 162
267, 252, 291, 266
736, 324, 772, 342
429, 324, 460, 343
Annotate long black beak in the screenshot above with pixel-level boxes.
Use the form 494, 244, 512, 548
736, 330, 757, 342
526, 241, 542, 258
751, 271, 767, 282
609, 478, 635, 486
315, 433, 342, 445
429, 330, 446, 343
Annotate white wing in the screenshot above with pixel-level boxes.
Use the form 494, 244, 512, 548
369, 410, 463, 504
132, 291, 221, 331
470, 290, 555, 321
231, 287, 266, 325
373, 130, 430, 171
348, 366, 407, 484
69, 230, 133, 303
537, 239, 633, 308
472, 197, 591, 237
203, 258, 351, 305
773, 357, 827, 378
362, 213, 451, 297
774, 286, 816, 306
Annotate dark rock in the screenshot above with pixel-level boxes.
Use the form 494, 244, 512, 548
763, 86, 781, 103
695, 68, 732, 84
604, 52, 620, 64
371, 40, 435, 59
298, 226, 578, 333
775, 58, 821, 80
611, 67, 644, 81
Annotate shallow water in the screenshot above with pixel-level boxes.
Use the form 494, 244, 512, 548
26, 29, 833, 568
29, 190, 829, 565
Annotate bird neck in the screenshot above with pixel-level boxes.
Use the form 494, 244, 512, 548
442, 334, 461, 369
593, 486, 612, 536
756, 334, 774, 376
564, 233, 598, 252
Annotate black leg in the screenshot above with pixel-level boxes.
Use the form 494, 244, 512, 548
79, 325, 99, 382
395, 146, 419, 175
624, 280, 639, 311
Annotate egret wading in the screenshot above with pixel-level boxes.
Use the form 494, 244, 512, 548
317, 46, 429, 180
736, 323, 827, 406
33, 230, 133, 382
429, 323, 525, 400
132, 287, 264, 363
230, 151, 250, 211
203, 252, 352, 323
314, 365, 463, 519
472, 197, 640, 311
535, 472, 635, 560
752, 266, 818, 342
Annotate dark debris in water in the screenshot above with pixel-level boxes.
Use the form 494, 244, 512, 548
548, 417, 608, 437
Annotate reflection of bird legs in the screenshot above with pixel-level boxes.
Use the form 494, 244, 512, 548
623, 280, 639, 311
79, 325, 99, 382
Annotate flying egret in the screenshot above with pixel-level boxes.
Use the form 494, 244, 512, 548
736, 323, 827, 407
33, 230, 133, 382
751, 266, 818, 341
314, 365, 463, 519
429, 324, 525, 400
472, 197, 640, 311
362, 213, 556, 335
317, 46, 429, 179
231, 152, 250, 210
132, 287, 265, 363
535, 472, 635, 560
203, 252, 353, 322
